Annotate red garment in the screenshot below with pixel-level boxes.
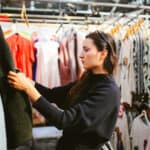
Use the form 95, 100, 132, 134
0, 14, 10, 22
6, 33, 34, 79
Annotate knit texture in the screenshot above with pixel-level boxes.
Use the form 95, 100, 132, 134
0, 26, 32, 148
34, 73, 120, 149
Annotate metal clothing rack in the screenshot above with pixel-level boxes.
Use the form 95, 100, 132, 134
1, 10, 149, 24
1, 0, 150, 16
1, 1, 150, 25
24, 0, 150, 10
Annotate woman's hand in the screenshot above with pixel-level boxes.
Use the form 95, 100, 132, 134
8, 71, 31, 92
7, 71, 41, 103
32, 108, 46, 126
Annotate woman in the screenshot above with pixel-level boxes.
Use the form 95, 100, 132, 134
8, 31, 120, 150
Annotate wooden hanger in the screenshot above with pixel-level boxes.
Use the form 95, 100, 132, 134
21, 1, 29, 27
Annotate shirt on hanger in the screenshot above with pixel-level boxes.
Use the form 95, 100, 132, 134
35, 37, 60, 88
6, 33, 35, 79
130, 111, 150, 150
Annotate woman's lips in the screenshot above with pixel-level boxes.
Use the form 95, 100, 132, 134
81, 60, 84, 64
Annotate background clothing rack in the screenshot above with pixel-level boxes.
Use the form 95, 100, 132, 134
0, 12, 150, 25
1, 0, 150, 17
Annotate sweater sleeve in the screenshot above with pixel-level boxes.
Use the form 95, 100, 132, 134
33, 84, 120, 138
35, 82, 76, 107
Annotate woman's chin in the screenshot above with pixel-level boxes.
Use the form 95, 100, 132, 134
83, 67, 89, 71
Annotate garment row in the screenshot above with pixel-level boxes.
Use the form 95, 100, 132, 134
2, 21, 150, 104
111, 102, 150, 150
0, 19, 150, 150
4, 27, 86, 88
113, 22, 150, 106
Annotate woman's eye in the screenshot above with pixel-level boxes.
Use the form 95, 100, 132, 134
84, 48, 90, 52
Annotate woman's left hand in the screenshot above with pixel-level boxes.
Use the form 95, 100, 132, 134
7, 71, 31, 92
8, 71, 41, 102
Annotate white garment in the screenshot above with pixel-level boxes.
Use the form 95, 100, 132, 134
110, 131, 118, 150
130, 111, 150, 150
35, 36, 60, 88
115, 105, 131, 150
146, 136, 150, 150
118, 37, 136, 106
0, 95, 7, 150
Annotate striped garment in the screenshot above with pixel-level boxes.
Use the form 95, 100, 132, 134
101, 141, 113, 150
73, 141, 113, 150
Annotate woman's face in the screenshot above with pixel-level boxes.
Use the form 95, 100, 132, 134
80, 38, 105, 72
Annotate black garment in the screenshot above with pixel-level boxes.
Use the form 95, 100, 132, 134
8, 140, 33, 150
8, 139, 40, 150
0, 26, 32, 148
33, 74, 120, 150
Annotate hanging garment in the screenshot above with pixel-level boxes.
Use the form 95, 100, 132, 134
0, 95, 7, 150
142, 27, 150, 96
76, 32, 86, 78
35, 36, 60, 88
0, 14, 10, 22
67, 31, 78, 81
146, 136, 150, 150
58, 36, 72, 85
130, 110, 150, 150
6, 32, 35, 79
115, 104, 130, 150
118, 37, 136, 106
0, 26, 32, 148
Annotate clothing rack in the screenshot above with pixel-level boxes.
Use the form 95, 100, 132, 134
1, 11, 150, 25
25, 0, 150, 10
1, 0, 150, 25
1, 0, 150, 17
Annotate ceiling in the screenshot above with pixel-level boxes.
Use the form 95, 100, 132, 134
1, 0, 150, 17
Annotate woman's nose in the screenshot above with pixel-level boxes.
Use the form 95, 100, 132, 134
79, 51, 84, 59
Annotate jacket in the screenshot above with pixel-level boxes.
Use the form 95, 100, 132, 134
0, 26, 32, 148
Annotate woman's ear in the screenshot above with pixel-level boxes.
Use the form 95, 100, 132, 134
100, 49, 108, 59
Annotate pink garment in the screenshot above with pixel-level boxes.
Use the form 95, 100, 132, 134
67, 32, 84, 81
58, 38, 72, 85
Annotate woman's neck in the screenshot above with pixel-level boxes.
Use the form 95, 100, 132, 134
92, 66, 108, 74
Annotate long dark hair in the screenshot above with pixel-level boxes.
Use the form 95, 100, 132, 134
86, 30, 118, 75
67, 31, 118, 107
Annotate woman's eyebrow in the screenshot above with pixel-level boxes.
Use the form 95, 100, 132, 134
83, 46, 89, 49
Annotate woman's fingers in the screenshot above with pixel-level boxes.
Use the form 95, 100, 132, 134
8, 71, 17, 80
8, 71, 17, 77
8, 78, 17, 88
7, 75, 16, 83
8, 75, 15, 81
7, 71, 19, 89
8, 79, 14, 84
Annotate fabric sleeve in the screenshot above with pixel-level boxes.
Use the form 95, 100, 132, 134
35, 82, 76, 107
33, 84, 119, 136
